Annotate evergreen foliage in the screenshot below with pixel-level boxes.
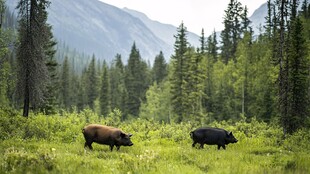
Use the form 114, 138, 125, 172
152, 51, 167, 84
85, 55, 98, 110
99, 61, 110, 116
16, 0, 51, 117
39, 23, 58, 115
170, 22, 189, 122
220, 0, 244, 64
199, 28, 206, 54
124, 42, 149, 117
109, 54, 126, 117
59, 56, 71, 109
286, 15, 309, 133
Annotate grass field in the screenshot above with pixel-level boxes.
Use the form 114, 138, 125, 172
0, 111, 310, 174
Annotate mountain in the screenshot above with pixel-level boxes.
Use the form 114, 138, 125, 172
123, 8, 200, 49
249, 3, 268, 35
6, 0, 267, 63
6, 0, 174, 63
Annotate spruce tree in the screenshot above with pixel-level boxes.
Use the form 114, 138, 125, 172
0, 0, 5, 29
301, 0, 308, 18
85, 55, 98, 110
285, 1, 309, 133
59, 56, 71, 109
40, 24, 58, 114
277, 0, 289, 135
16, 0, 51, 116
152, 51, 167, 84
207, 30, 218, 62
199, 28, 206, 54
186, 48, 205, 122
203, 31, 218, 115
271, 0, 310, 134
265, 0, 273, 39
125, 43, 148, 117
170, 22, 189, 122
241, 6, 251, 33
77, 68, 87, 111
220, 0, 244, 64
110, 54, 125, 114
99, 61, 110, 116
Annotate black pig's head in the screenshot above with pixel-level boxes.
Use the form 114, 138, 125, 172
225, 132, 238, 144
119, 132, 133, 146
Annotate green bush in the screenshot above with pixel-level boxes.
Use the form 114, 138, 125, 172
1, 147, 58, 173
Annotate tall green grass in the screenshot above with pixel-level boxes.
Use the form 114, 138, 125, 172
0, 109, 309, 173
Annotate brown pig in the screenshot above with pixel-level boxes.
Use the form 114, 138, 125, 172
82, 124, 133, 151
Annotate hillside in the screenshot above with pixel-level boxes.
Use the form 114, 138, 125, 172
249, 3, 268, 34
6, 0, 171, 62
5, 0, 267, 63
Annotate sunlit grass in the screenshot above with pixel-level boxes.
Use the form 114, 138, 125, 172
0, 113, 309, 173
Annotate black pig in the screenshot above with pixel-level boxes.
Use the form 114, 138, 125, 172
190, 127, 238, 150
82, 124, 133, 151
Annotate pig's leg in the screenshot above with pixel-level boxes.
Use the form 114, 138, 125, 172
192, 141, 197, 148
116, 145, 120, 151
84, 141, 93, 150
110, 144, 114, 151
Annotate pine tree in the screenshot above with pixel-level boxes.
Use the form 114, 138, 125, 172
152, 51, 167, 83
186, 48, 205, 122
170, 22, 189, 122
265, 0, 273, 39
285, 1, 309, 133
277, 0, 289, 135
270, 0, 310, 134
110, 54, 126, 114
301, 0, 308, 18
40, 23, 58, 114
241, 6, 252, 33
0, 0, 5, 29
203, 31, 218, 115
99, 61, 110, 116
125, 43, 149, 117
16, 0, 51, 116
199, 28, 206, 54
85, 55, 98, 110
59, 56, 71, 109
207, 30, 218, 62
220, 0, 244, 64
77, 68, 87, 111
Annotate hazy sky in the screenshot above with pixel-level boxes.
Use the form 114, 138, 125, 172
99, 0, 267, 35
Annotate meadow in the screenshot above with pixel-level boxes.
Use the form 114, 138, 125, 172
0, 109, 310, 174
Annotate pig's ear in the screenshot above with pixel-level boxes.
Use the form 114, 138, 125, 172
229, 132, 233, 136
128, 134, 133, 137
120, 132, 126, 138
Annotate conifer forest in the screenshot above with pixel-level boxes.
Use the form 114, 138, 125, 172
0, 0, 310, 173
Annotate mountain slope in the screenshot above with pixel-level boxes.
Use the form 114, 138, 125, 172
123, 8, 200, 49
249, 3, 268, 34
6, 0, 171, 62
6, 0, 268, 63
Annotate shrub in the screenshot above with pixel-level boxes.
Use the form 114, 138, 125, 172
1, 147, 58, 173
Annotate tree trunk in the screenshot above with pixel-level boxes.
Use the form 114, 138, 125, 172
23, 78, 30, 117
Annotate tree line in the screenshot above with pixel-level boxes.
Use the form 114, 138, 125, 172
0, 0, 310, 135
